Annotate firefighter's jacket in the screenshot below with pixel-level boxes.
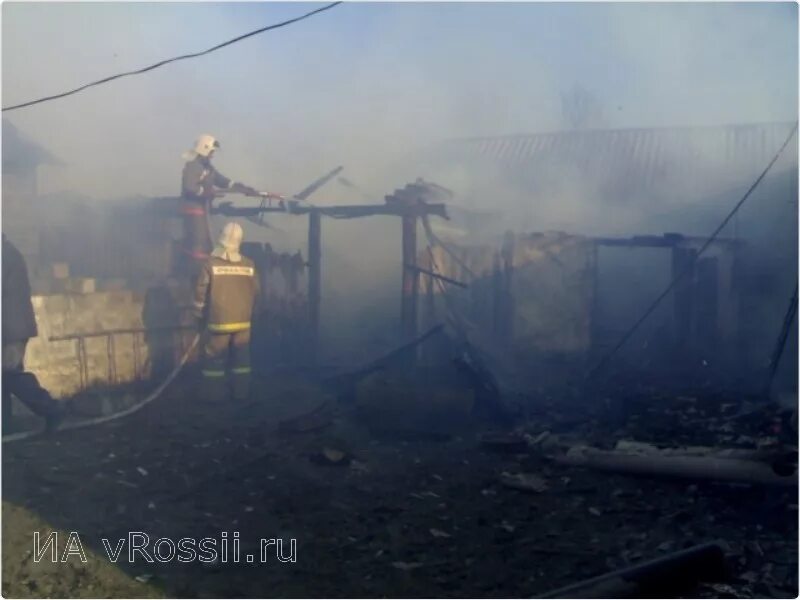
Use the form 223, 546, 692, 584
193, 254, 260, 333
2, 235, 38, 345
181, 156, 231, 215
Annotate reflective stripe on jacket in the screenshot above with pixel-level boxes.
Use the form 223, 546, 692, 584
193, 256, 259, 332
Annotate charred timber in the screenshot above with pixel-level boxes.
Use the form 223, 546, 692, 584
294, 166, 344, 201
538, 542, 728, 598
324, 323, 445, 400
594, 233, 742, 248
404, 263, 469, 289
212, 202, 449, 220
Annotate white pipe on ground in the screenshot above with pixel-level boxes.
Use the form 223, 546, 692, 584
556, 445, 797, 488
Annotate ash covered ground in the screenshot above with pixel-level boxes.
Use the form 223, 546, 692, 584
2, 370, 797, 598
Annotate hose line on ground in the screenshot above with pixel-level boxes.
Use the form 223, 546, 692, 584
2, 334, 200, 444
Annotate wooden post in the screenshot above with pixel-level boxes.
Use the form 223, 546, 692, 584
671, 246, 697, 353
308, 210, 321, 365
421, 250, 437, 365
501, 231, 515, 343
401, 213, 419, 345
492, 251, 503, 338
589, 241, 600, 351
695, 256, 719, 356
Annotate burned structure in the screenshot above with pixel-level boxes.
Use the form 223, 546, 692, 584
1, 116, 797, 599
2, 121, 797, 408
412, 122, 798, 393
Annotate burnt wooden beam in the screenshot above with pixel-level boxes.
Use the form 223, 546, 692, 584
672, 246, 697, 351
294, 166, 344, 202
765, 284, 799, 398
401, 213, 419, 350
421, 252, 437, 364
500, 231, 515, 342
594, 233, 742, 248
589, 241, 600, 349
308, 210, 322, 365
324, 324, 445, 392
538, 542, 728, 599
212, 201, 448, 220
492, 252, 503, 337
404, 263, 468, 289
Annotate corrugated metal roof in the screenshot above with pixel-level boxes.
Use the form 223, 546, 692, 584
430, 122, 797, 205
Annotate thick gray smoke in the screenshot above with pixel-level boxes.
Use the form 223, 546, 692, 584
3, 2, 797, 361
3, 3, 795, 199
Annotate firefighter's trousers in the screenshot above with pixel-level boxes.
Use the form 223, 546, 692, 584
181, 202, 212, 279
200, 329, 251, 400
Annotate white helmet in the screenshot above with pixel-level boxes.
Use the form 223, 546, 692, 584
183, 134, 220, 160
218, 221, 243, 252
211, 221, 244, 262
194, 134, 220, 157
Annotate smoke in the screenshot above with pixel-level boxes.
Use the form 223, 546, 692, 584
4, 3, 793, 199
3, 2, 797, 361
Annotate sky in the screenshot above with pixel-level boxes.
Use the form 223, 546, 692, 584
1, 1, 797, 201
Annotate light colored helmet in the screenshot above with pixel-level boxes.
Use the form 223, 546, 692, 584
212, 221, 244, 262
193, 134, 220, 157
218, 221, 243, 252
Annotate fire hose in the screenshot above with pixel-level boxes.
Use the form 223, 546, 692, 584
2, 334, 199, 444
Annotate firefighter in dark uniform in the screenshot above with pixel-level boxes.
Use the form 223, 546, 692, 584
192, 222, 259, 400
2, 234, 64, 432
181, 134, 259, 278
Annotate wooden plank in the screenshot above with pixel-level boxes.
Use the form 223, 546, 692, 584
212, 201, 448, 220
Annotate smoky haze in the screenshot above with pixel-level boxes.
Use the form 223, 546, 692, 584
2, 3, 796, 199
2, 1, 797, 361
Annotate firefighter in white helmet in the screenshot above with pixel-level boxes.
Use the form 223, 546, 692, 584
180, 134, 265, 277
192, 222, 260, 400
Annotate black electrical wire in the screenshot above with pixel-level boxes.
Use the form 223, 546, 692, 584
2, 1, 342, 112
587, 121, 799, 379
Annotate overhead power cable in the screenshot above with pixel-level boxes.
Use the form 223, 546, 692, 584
587, 121, 798, 379
764, 283, 798, 398
2, 1, 342, 112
